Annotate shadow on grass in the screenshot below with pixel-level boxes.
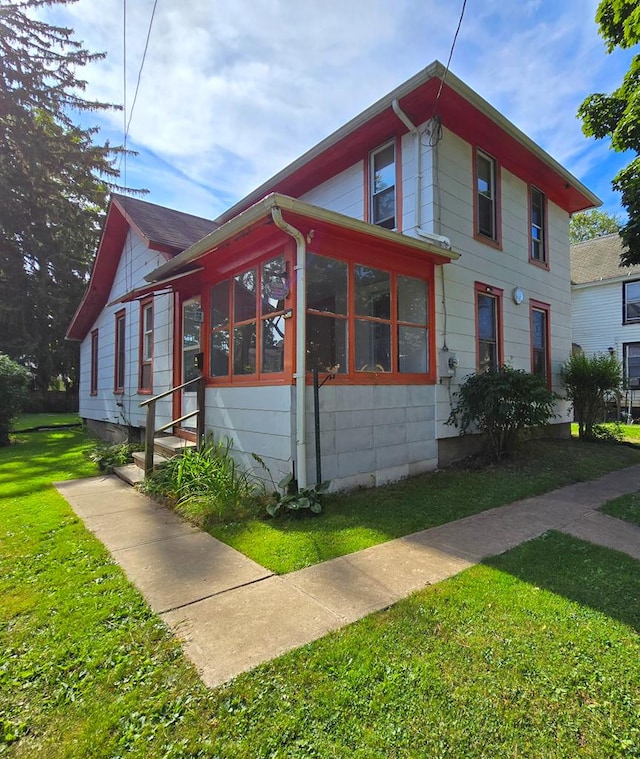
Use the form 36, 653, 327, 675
484, 530, 640, 634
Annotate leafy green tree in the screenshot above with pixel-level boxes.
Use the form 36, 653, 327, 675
0, 0, 127, 390
560, 352, 621, 439
447, 366, 558, 462
569, 209, 621, 244
578, 1, 640, 265
0, 353, 31, 445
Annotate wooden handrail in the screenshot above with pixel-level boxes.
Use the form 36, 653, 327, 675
140, 374, 205, 476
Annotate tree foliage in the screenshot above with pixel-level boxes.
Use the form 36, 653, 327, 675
569, 209, 621, 244
0, 0, 126, 390
579, 0, 640, 265
447, 366, 558, 462
560, 352, 621, 439
0, 353, 31, 445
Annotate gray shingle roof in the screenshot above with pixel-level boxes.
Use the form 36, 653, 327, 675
112, 193, 218, 252
570, 233, 640, 285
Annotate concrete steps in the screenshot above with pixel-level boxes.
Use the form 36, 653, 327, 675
114, 435, 197, 487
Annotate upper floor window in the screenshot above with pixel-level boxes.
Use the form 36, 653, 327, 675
475, 282, 503, 371
90, 329, 99, 395
530, 186, 547, 265
209, 255, 287, 379
624, 342, 640, 388
139, 300, 153, 393
370, 142, 396, 230
475, 149, 499, 244
531, 301, 550, 385
306, 252, 430, 378
623, 281, 640, 324
114, 310, 126, 393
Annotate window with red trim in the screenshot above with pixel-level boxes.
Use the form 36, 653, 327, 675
114, 310, 126, 393
209, 254, 288, 380
370, 141, 396, 230
306, 252, 430, 378
139, 300, 153, 392
475, 148, 500, 245
531, 300, 550, 385
475, 282, 503, 371
90, 329, 98, 395
529, 186, 547, 265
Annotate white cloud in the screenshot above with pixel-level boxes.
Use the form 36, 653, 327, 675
44, 0, 633, 216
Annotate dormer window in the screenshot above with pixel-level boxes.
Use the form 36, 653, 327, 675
370, 142, 396, 229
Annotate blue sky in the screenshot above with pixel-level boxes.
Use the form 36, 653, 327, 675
46, 0, 635, 222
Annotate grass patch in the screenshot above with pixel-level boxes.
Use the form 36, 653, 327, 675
14, 412, 81, 431
212, 437, 640, 573
600, 492, 640, 527
3, 429, 640, 757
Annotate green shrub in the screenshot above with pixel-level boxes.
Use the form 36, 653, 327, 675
140, 435, 263, 526
0, 354, 31, 445
86, 440, 144, 472
560, 352, 621, 439
447, 365, 558, 462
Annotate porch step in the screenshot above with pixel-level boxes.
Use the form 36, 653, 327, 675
153, 435, 197, 458
113, 463, 145, 486
132, 450, 171, 471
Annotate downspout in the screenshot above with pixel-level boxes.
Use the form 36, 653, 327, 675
271, 207, 308, 489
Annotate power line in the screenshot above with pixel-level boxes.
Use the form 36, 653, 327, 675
430, 0, 468, 130
125, 0, 159, 139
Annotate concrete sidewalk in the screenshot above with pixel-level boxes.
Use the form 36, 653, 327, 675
55, 464, 640, 688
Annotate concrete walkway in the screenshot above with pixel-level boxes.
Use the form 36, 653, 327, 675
55, 464, 640, 689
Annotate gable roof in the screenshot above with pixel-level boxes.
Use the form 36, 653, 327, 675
111, 194, 218, 253
216, 60, 600, 225
66, 195, 217, 341
571, 234, 640, 285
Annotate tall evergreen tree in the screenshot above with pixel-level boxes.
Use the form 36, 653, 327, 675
0, 0, 125, 390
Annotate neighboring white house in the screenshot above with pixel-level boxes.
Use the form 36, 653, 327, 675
571, 233, 640, 412
68, 61, 600, 490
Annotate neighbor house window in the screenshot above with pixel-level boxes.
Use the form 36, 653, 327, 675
530, 300, 550, 385
139, 299, 153, 393
114, 310, 126, 393
306, 253, 430, 378
90, 329, 98, 395
209, 255, 287, 379
475, 282, 503, 371
370, 141, 396, 229
623, 281, 640, 323
475, 149, 499, 243
529, 186, 547, 265
624, 343, 640, 388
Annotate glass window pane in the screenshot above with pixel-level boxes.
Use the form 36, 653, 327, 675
372, 187, 395, 227
477, 294, 496, 341
398, 326, 428, 373
398, 275, 427, 324
306, 313, 347, 373
355, 319, 391, 372
262, 256, 287, 315
306, 254, 348, 314
355, 265, 390, 319
478, 341, 497, 371
477, 154, 492, 197
262, 316, 285, 373
373, 144, 395, 193
210, 329, 229, 376
532, 309, 546, 350
627, 281, 640, 301
234, 270, 256, 323
140, 362, 152, 389
478, 194, 494, 238
211, 280, 230, 328
233, 324, 256, 375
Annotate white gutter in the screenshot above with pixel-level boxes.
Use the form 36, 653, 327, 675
270, 208, 308, 490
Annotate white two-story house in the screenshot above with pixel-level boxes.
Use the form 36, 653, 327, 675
67, 61, 599, 490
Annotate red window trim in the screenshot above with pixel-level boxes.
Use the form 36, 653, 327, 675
138, 297, 153, 394
530, 299, 551, 387
474, 281, 504, 371
90, 328, 98, 396
114, 309, 126, 394
528, 184, 550, 270
473, 146, 502, 250
206, 250, 293, 384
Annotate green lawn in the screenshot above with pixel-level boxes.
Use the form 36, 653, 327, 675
14, 412, 80, 431
2, 427, 640, 758
211, 437, 640, 573
600, 492, 640, 527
